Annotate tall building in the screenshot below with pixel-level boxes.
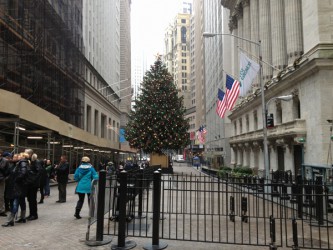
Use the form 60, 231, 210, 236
164, 12, 192, 110
221, 0, 333, 175
119, 0, 132, 152
203, 0, 231, 167
0, 0, 129, 168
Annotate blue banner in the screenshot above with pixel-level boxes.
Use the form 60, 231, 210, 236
119, 128, 126, 143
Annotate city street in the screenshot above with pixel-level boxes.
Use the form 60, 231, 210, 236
0, 164, 284, 250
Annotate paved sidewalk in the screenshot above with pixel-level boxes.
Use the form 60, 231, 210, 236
0, 164, 282, 250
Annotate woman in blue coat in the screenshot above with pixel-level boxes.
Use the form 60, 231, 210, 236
74, 156, 98, 219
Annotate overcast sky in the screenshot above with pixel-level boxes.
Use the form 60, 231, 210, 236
131, 0, 180, 67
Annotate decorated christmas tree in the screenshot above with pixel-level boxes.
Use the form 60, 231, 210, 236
125, 56, 190, 154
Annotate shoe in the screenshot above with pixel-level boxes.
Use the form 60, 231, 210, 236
56, 200, 65, 203
38, 200, 44, 204
74, 213, 82, 219
26, 215, 32, 220
2, 221, 14, 227
27, 216, 38, 221
0, 212, 7, 217
15, 218, 26, 223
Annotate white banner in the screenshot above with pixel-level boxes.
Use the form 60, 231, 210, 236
239, 52, 260, 97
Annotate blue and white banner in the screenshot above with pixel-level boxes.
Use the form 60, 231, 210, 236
239, 52, 260, 97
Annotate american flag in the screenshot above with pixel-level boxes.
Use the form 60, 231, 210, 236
197, 126, 207, 144
216, 88, 227, 118
225, 74, 240, 110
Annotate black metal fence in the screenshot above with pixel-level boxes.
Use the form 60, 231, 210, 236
89, 169, 333, 249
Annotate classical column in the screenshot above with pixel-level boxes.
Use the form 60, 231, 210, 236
242, 0, 251, 53
229, 15, 238, 77
284, 0, 303, 65
259, 0, 272, 80
270, 0, 287, 74
250, 0, 259, 88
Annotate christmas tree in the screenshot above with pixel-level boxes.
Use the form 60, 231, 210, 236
125, 56, 190, 154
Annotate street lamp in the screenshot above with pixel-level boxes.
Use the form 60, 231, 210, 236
203, 31, 272, 180
98, 78, 129, 91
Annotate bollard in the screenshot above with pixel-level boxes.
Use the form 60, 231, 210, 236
86, 170, 112, 246
112, 171, 136, 250
269, 215, 277, 250
292, 218, 299, 250
144, 171, 167, 250
258, 177, 264, 192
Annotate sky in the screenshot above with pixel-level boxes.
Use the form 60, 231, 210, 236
131, 0, 181, 67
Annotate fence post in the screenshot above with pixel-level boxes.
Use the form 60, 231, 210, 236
112, 171, 136, 250
85, 170, 112, 246
144, 170, 167, 250
136, 168, 146, 219
296, 175, 303, 219
292, 218, 299, 250
269, 215, 277, 250
314, 175, 324, 225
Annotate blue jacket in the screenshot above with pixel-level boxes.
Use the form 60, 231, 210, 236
74, 163, 99, 194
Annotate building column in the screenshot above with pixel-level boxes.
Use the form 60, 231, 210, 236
285, 0, 303, 66
270, 0, 287, 75
259, 0, 272, 80
249, 0, 259, 89
242, 0, 251, 53
231, 146, 236, 166
236, 5, 243, 53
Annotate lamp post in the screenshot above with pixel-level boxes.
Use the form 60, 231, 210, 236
203, 32, 271, 179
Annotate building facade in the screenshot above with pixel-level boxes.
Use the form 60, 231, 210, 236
221, 0, 333, 176
0, 0, 131, 168
203, 0, 232, 168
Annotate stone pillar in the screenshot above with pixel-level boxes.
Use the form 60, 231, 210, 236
259, 0, 272, 80
236, 3, 243, 71
285, 0, 303, 66
229, 15, 238, 77
270, 0, 287, 74
250, 0, 259, 88
242, 0, 251, 53
230, 146, 236, 166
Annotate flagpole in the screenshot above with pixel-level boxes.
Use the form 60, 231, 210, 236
203, 32, 270, 182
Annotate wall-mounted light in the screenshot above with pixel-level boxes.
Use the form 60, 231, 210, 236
50, 141, 60, 145
27, 136, 43, 139
74, 146, 84, 150
16, 126, 26, 131
84, 148, 92, 151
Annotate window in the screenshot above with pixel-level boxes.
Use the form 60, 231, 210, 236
181, 26, 187, 43
181, 19, 186, 23
276, 103, 282, 124
182, 79, 187, 84
101, 114, 106, 138
182, 59, 187, 63
94, 110, 99, 136
86, 105, 91, 133
246, 115, 249, 132
293, 97, 301, 119
182, 66, 187, 70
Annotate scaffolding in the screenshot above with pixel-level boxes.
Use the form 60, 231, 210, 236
0, 0, 84, 128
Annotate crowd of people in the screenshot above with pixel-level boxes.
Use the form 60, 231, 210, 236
0, 148, 99, 227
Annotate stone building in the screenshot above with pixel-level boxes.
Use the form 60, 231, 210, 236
221, 0, 333, 176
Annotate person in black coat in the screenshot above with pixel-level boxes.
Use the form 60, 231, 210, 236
0, 150, 10, 216
2, 152, 29, 227
55, 155, 69, 203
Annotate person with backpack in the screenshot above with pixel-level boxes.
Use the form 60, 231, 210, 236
73, 156, 99, 219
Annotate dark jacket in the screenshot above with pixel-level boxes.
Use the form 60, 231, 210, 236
6, 159, 29, 199
27, 159, 43, 188
0, 156, 9, 182
56, 161, 69, 183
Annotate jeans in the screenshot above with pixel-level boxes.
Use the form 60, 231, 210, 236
58, 182, 67, 202
44, 177, 50, 196
11, 196, 26, 214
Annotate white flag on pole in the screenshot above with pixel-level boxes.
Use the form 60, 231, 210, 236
239, 52, 260, 97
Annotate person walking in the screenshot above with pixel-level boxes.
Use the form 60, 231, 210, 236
55, 155, 69, 203
73, 156, 98, 219
2, 152, 29, 227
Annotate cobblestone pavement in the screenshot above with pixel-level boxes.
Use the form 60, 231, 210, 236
0, 164, 285, 250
